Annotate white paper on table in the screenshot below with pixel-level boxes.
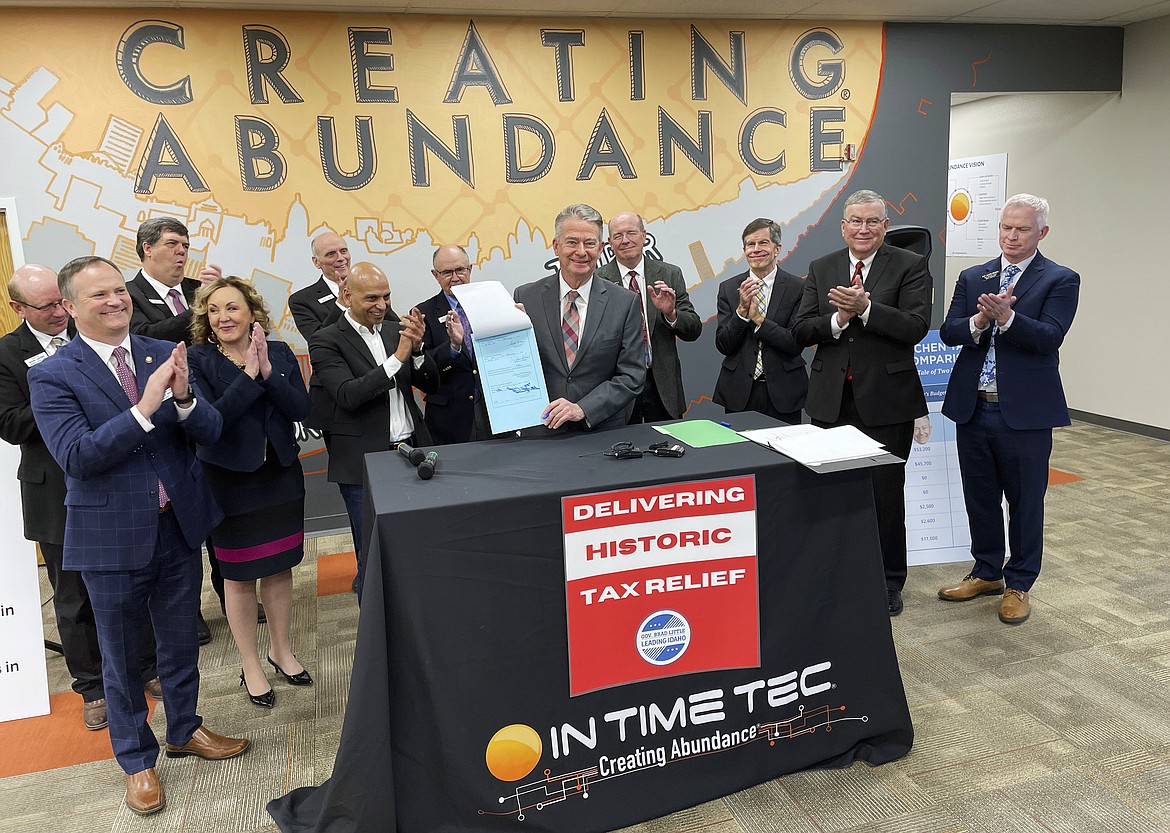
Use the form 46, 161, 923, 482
772, 425, 886, 466
452, 281, 532, 337
739, 424, 821, 450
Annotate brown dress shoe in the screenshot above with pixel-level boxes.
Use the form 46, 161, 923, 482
999, 588, 1031, 624
83, 698, 108, 731
165, 725, 250, 760
144, 677, 163, 701
125, 768, 166, 815
938, 574, 1005, 601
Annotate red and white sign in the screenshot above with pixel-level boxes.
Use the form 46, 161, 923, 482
563, 476, 759, 696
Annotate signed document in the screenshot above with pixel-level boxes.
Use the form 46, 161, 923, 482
452, 282, 550, 433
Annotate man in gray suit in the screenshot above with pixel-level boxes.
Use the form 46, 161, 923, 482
514, 204, 646, 432
596, 212, 702, 423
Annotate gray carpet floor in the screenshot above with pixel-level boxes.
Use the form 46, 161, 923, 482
2, 421, 1167, 833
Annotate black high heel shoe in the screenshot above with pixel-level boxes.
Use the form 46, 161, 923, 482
267, 655, 313, 686
239, 671, 276, 708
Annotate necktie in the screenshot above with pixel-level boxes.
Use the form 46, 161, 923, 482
168, 288, 187, 314
845, 260, 864, 381
455, 304, 474, 359
978, 264, 1021, 388
48, 336, 66, 354
114, 347, 169, 508
753, 280, 769, 379
562, 290, 581, 368
628, 271, 651, 367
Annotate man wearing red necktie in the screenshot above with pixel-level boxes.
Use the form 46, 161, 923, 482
794, 189, 932, 616
596, 211, 702, 423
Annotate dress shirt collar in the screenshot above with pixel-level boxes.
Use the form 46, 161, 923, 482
79, 333, 133, 371
343, 310, 381, 337
321, 275, 341, 298
1000, 252, 1038, 276
618, 257, 646, 283
559, 274, 594, 305
849, 251, 877, 277
26, 322, 70, 354
139, 269, 184, 304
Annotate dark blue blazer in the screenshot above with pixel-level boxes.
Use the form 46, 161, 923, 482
940, 252, 1079, 430
28, 335, 223, 571
188, 340, 311, 471
416, 290, 478, 445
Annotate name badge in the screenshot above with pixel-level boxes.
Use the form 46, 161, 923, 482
318, 294, 334, 304
438, 314, 449, 324
982, 270, 1000, 281
149, 298, 167, 305
162, 387, 174, 401
25, 353, 48, 368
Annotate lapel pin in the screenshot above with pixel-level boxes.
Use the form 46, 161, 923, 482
145, 356, 153, 363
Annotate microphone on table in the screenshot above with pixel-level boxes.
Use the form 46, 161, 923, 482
417, 451, 439, 480
397, 442, 425, 466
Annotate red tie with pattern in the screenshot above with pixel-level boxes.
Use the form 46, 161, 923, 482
628, 271, 651, 367
114, 346, 170, 508
845, 260, 864, 382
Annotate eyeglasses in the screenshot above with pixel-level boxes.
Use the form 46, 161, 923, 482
19, 299, 65, 312
435, 266, 472, 280
844, 218, 886, 230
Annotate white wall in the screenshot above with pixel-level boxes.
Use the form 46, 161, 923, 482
948, 14, 1170, 432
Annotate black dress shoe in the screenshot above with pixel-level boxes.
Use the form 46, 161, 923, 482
239, 672, 275, 708
268, 655, 313, 686
257, 603, 267, 624
887, 588, 904, 616
196, 613, 211, 646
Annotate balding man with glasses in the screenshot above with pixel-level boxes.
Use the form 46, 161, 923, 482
416, 245, 484, 444
794, 189, 932, 616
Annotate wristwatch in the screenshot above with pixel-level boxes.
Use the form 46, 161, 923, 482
172, 392, 195, 406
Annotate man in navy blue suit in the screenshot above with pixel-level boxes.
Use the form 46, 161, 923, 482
29, 257, 249, 815
937, 194, 1079, 625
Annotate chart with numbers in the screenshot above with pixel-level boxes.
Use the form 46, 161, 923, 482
907, 331, 971, 566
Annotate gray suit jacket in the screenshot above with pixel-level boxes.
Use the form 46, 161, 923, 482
513, 273, 646, 432
595, 257, 702, 418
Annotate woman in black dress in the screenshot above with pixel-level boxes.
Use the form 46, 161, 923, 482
189, 277, 312, 707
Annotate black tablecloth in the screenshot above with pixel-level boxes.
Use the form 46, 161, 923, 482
270, 415, 913, 833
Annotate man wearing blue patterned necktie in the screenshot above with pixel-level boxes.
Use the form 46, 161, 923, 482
417, 245, 486, 443
938, 194, 1080, 625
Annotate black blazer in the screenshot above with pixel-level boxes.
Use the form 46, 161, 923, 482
794, 244, 930, 426
712, 267, 808, 414
289, 276, 344, 342
0, 322, 68, 544
187, 340, 311, 471
127, 270, 199, 344
307, 315, 439, 484
416, 291, 478, 445
596, 257, 703, 418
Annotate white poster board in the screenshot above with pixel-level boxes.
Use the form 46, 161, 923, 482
946, 153, 1007, 257
0, 440, 51, 722
906, 332, 970, 566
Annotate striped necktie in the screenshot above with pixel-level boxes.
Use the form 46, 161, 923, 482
562, 290, 580, 367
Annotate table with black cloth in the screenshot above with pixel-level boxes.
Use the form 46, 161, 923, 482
269, 413, 913, 833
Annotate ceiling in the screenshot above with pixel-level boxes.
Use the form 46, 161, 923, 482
2, 0, 1169, 26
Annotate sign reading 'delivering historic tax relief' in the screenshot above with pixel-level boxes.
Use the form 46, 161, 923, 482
563, 476, 759, 696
